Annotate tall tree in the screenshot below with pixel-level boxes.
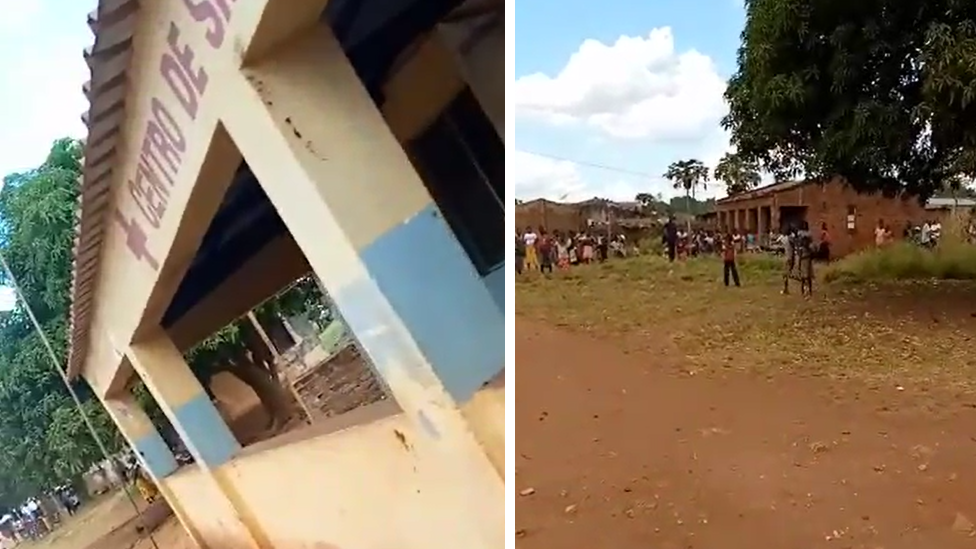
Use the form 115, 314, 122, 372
723, 0, 976, 199
663, 159, 710, 216
714, 152, 761, 196
0, 138, 125, 504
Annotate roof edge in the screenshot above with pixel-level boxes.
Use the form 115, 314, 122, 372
67, 0, 142, 379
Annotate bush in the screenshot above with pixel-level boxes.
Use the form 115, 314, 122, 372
823, 220, 976, 283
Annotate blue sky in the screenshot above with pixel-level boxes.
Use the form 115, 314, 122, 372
0, 0, 746, 206
512, 0, 747, 202
0, 1, 95, 311
0, 0, 95, 180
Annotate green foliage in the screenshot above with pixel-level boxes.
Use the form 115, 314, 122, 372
182, 275, 334, 427
258, 276, 334, 328
635, 193, 716, 217
724, 0, 976, 199
664, 159, 710, 199
714, 152, 761, 196
0, 137, 123, 507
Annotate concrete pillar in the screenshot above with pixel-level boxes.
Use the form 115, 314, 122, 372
125, 333, 269, 548
221, 25, 503, 409
103, 394, 178, 478
101, 394, 205, 547
219, 23, 503, 508
125, 335, 240, 470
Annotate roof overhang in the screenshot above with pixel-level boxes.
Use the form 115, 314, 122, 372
69, 0, 141, 380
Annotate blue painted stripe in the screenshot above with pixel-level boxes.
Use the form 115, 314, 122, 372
132, 432, 178, 478
172, 393, 240, 467
353, 203, 504, 402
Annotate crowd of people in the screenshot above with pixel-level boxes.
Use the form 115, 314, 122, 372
515, 227, 630, 274
0, 485, 81, 544
660, 216, 820, 295
516, 214, 967, 298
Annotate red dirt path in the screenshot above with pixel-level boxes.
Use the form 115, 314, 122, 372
515, 318, 976, 549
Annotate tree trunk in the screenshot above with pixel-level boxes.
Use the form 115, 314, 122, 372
221, 357, 294, 429
257, 311, 295, 352
239, 321, 278, 379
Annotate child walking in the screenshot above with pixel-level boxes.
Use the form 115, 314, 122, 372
722, 233, 741, 287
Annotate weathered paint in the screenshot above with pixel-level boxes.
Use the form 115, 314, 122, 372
76, 0, 505, 546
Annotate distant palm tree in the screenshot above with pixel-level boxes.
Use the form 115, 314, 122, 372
663, 159, 709, 219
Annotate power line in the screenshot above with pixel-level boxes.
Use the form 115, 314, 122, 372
0, 252, 160, 549
514, 148, 663, 180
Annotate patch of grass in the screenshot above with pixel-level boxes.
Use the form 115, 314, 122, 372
824, 215, 976, 284
823, 240, 976, 283
517, 254, 976, 393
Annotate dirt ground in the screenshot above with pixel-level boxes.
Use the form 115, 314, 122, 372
515, 318, 976, 548
516, 256, 976, 548
18, 491, 189, 549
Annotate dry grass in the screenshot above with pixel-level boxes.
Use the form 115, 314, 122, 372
516, 253, 976, 393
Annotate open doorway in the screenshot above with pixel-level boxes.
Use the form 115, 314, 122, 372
779, 206, 808, 232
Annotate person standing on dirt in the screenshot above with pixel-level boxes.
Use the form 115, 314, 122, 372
538, 231, 555, 274
721, 233, 741, 287
817, 221, 831, 261
515, 232, 525, 275
662, 216, 678, 262
796, 221, 815, 296
523, 227, 540, 271
781, 224, 795, 294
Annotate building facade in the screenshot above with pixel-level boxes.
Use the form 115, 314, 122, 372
70, 0, 504, 547
515, 198, 644, 234
715, 178, 934, 257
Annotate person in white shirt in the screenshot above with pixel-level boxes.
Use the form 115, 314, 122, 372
930, 220, 942, 244
522, 227, 539, 271
874, 219, 888, 247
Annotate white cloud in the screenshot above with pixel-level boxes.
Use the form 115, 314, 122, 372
0, 1, 93, 178
511, 150, 675, 203
513, 27, 728, 142
511, 27, 739, 202
511, 151, 588, 201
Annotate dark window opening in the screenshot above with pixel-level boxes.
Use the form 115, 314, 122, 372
407, 87, 504, 275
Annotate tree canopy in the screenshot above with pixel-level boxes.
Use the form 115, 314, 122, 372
714, 152, 761, 196
0, 138, 124, 508
723, 0, 976, 199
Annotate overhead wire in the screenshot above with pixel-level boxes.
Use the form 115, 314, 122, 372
513, 148, 664, 180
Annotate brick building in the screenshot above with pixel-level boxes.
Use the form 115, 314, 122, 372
514, 198, 644, 234
515, 199, 585, 233
715, 178, 937, 257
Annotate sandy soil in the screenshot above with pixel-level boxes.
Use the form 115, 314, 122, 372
515, 318, 976, 549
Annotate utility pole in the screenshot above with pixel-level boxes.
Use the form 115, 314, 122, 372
0, 251, 160, 549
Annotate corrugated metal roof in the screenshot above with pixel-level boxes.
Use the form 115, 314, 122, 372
68, 0, 141, 378
925, 197, 976, 209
